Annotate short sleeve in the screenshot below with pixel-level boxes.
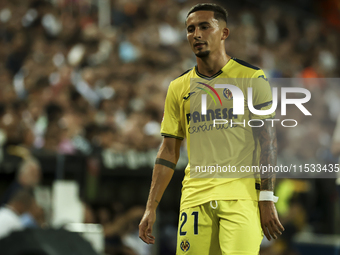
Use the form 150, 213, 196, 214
249, 69, 275, 120
160, 82, 185, 140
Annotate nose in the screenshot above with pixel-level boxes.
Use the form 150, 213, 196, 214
193, 27, 202, 40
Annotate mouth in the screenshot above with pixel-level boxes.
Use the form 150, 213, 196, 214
194, 42, 206, 48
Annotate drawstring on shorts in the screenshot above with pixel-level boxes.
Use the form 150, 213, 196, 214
210, 200, 218, 209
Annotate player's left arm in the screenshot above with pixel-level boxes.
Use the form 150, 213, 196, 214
253, 121, 285, 240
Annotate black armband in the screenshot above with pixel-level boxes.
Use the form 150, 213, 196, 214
155, 158, 176, 170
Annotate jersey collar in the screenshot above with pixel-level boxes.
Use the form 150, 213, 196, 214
194, 57, 233, 80
195, 66, 222, 80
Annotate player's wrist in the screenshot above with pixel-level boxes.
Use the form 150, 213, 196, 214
259, 191, 279, 203
146, 201, 158, 211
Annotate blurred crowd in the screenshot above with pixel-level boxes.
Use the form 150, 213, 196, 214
0, 0, 340, 254
0, 0, 339, 156
0, 155, 149, 255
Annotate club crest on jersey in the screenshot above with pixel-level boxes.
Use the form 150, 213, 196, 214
180, 240, 190, 252
223, 88, 233, 100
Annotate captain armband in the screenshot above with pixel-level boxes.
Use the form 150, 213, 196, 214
155, 158, 176, 170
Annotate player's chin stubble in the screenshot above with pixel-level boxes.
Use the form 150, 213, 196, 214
195, 50, 210, 58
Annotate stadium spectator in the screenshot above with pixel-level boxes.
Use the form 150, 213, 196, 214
0, 157, 41, 205
0, 189, 34, 239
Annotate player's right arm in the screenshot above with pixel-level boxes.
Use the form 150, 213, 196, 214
139, 80, 184, 244
139, 137, 182, 244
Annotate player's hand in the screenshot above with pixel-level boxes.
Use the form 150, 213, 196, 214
139, 209, 156, 244
259, 201, 284, 241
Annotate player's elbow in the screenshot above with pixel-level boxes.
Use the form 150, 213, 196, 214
158, 137, 180, 162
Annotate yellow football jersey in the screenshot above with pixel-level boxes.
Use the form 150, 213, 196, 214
161, 57, 275, 210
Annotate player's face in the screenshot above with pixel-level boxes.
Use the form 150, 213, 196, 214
186, 11, 225, 58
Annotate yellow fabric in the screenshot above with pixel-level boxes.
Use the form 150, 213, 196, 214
161, 58, 275, 210
176, 200, 263, 255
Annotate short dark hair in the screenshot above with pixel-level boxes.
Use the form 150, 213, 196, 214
186, 3, 228, 24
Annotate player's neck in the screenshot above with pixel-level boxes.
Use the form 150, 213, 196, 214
196, 52, 230, 77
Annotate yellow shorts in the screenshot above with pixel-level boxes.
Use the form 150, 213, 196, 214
176, 200, 263, 255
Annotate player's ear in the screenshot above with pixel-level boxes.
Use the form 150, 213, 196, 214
221, 27, 229, 40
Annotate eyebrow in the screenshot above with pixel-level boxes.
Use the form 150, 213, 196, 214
187, 21, 210, 29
